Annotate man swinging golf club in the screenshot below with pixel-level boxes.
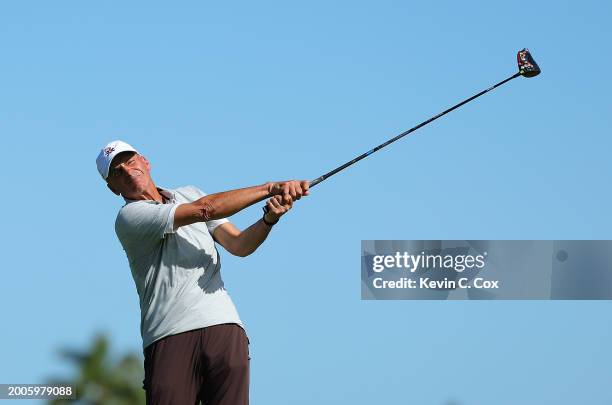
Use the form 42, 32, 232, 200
95, 48, 539, 405
96, 140, 309, 405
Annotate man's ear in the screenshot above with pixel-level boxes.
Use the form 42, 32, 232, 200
107, 182, 120, 196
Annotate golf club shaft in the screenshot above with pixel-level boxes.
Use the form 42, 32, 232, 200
309, 72, 521, 188
263, 71, 522, 214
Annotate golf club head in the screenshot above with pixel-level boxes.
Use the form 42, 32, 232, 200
517, 48, 541, 77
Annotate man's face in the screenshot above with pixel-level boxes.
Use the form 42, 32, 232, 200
106, 151, 152, 199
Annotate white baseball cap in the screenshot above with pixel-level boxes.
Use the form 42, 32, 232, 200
96, 140, 139, 180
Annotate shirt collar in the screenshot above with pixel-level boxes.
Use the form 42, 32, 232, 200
123, 187, 176, 204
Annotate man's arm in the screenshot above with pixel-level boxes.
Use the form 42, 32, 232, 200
174, 180, 308, 230
212, 195, 292, 257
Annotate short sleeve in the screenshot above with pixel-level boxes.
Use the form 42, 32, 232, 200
186, 186, 229, 234
115, 201, 178, 258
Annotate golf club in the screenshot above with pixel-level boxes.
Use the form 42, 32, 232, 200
264, 48, 540, 213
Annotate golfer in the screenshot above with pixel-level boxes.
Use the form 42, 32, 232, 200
96, 140, 309, 404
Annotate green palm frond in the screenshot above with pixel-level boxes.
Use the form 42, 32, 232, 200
47, 333, 145, 405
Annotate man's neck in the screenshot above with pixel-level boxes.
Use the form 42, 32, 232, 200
124, 183, 163, 203
143, 185, 164, 203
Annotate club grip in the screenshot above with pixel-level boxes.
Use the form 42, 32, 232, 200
260, 179, 317, 215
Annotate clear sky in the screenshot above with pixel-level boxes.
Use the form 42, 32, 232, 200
1, 1, 611, 404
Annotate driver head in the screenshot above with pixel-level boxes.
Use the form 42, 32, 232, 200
517, 48, 541, 78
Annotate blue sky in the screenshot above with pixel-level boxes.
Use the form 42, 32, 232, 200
1, 1, 611, 404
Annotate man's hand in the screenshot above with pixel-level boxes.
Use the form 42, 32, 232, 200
264, 195, 293, 223
267, 180, 310, 204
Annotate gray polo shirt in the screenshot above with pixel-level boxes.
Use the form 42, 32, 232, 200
115, 185, 244, 349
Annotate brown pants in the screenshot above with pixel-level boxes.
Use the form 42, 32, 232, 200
143, 323, 250, 405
